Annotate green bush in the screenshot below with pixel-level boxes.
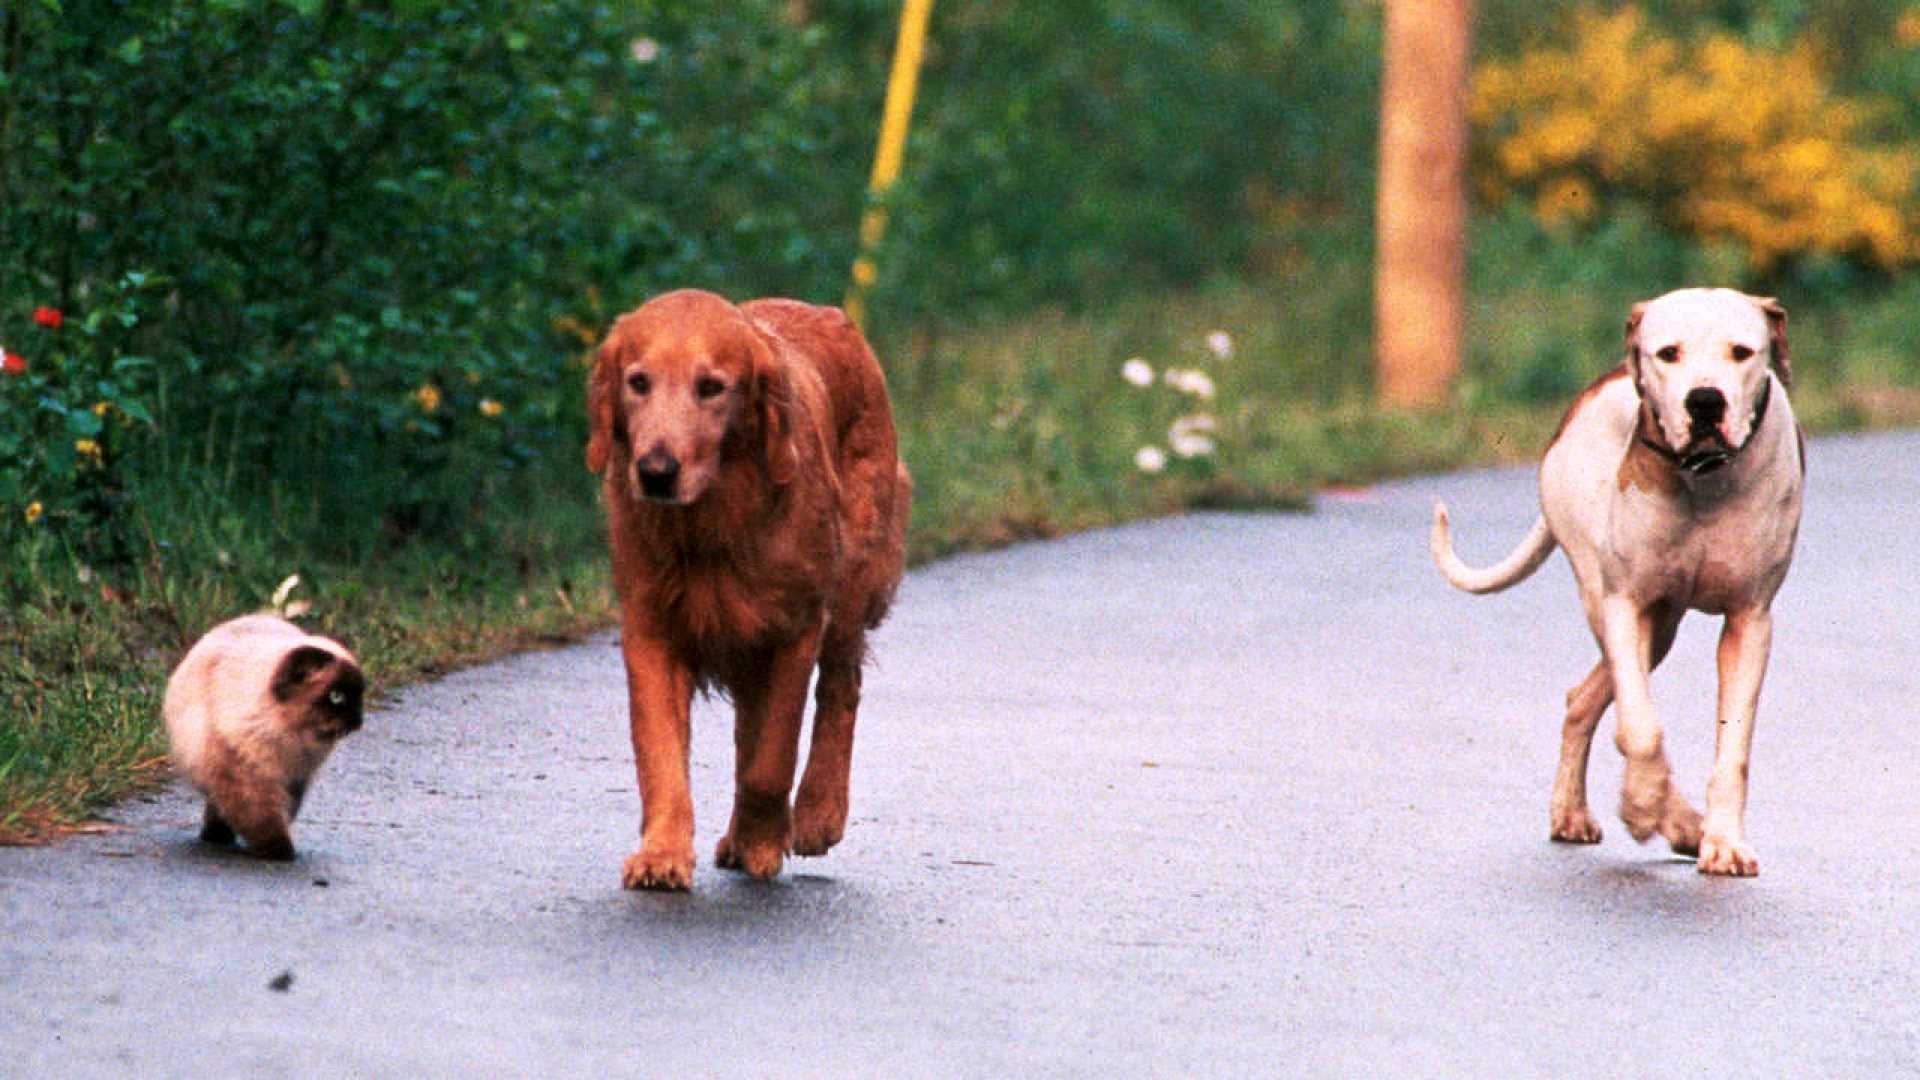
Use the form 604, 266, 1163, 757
14, 0, 1910, 589
0, 0, 867, 584
0, 275, 162, 568
865, 1, 1380, 326
1, 0, 1395, 590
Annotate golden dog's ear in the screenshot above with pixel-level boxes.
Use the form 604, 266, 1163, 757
1756, 296, 1791, 388
585, 343, 618, 474
753, 337, 798, 487
1623, 301, 1649, 381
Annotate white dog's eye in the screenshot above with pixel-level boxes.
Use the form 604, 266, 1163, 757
1730, 345, 1754, 362
328, 689, 347, 706
1655, 345, 1680, 363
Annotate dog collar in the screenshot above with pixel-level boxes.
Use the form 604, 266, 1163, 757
1636, 377, 1772, 477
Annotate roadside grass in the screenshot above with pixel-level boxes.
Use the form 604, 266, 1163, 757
10, 224, 1920, 841
0, 480, 617, 844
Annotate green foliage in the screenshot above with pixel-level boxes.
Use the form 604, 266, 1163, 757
867, 0, 1380, 326
0, 0, 867, 581
0, 0, 1389, 588
0, 275, 162, 565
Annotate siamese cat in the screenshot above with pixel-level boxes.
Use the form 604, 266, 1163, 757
163, 615, 365, 860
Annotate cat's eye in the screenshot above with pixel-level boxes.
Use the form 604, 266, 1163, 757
328, 689, 346, 706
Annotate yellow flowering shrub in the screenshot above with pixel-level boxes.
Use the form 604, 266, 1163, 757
1474, 7, 1920, 269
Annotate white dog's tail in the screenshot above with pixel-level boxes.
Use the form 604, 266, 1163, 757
1430, 502, 1556, 594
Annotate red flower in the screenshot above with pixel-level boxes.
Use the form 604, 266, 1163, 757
2, 350, 25, 376
32, 306, 63, 329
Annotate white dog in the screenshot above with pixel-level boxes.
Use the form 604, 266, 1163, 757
1432, 288, 1802, 876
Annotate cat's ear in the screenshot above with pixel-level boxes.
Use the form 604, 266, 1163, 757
271, 646, 337, 702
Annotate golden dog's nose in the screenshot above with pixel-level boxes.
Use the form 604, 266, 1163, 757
635, 448, 681, 500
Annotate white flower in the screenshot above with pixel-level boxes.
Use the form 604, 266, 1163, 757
1162, 367, 1216, 400
1206, 330, 1233, 360
1120, 357, 1154, 387
631, 37, 661, 63
1168, 413, 1217, 459
1134, 445, 1168, 473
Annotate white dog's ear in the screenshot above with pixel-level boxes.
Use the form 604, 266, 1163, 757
1624, 301, 1649, 380
1755, 296, 1791, 388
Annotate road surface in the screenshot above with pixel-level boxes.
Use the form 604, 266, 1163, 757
5, 431, 1918, 1077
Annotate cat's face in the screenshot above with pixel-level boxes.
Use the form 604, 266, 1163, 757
270, 645, 365, 743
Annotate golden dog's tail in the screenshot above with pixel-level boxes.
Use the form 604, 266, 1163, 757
1430, 503, 1556, 594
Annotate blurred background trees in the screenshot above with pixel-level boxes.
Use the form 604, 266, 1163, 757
7, 0, 1920, 583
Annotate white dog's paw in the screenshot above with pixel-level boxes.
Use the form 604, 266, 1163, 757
1618, 760, 1670, 843
1550, 806, 1603, 844
1659, 794, 1704, 856
1696, 834, 1759, 877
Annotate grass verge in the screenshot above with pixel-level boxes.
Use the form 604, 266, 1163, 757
0, 528, 616, 844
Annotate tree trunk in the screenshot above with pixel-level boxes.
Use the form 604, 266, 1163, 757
1374, 0, 1473, 409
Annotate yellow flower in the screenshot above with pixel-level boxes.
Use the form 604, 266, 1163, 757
24, 501, 44, 525
414, 384, 442, 413
91, 401, 110, 417
1899, 10, 1920, 48
74, 438, 103, 463
1535, 176, 1597, 227
1474, 7, 1920, 270
479, 398, 504, 418
850, 256, 878, 288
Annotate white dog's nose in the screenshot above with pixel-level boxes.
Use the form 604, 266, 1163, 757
1684, 387, 1727, 426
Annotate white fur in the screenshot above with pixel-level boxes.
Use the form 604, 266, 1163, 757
1431, 288, 1803, 877
1633, 287, 1777, 456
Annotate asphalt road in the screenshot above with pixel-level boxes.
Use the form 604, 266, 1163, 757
5, 431, 1919, 1078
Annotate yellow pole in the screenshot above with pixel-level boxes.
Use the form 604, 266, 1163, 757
845, 0, 935, 328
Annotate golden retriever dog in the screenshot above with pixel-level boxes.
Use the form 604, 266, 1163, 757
587, 289, 910, 890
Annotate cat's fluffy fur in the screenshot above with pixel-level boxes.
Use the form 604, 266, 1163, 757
163, 615, 365, 860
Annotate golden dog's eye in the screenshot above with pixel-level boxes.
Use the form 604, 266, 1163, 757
695, 377, 727, 400
1731, 345, 1754, 361
1655, 346, 1680, 363
626, 371, 651, 395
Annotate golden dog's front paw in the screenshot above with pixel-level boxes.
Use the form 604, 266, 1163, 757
714, 832, 786, 880
790, 791, 847, 857
1696, 834, 1759, 877
621, 846, 694, 891
1550, 807, 1603, 844
1619, 760, 1670, 843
